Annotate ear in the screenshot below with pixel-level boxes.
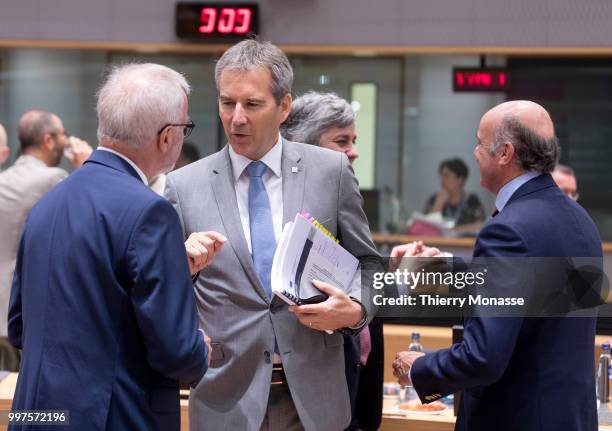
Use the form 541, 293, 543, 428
498, 142, 516, 166
278, 93, 292, 123
42, 133, 55, 151
157, 127, 172, 154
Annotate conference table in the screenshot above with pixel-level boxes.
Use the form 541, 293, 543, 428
1, 323, 612, 431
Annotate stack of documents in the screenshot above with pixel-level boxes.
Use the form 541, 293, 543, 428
271, 213, 359, 305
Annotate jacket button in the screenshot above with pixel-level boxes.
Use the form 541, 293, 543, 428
264, 351, 271, 364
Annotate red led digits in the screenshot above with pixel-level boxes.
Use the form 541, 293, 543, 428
453, 68, 510, 92
234, 8, 252, 34
198, 8, 217, 33
177, 3, 258, 39
456, 73, 464, 87
197, 6, 252, 34
218, 8, 236, 33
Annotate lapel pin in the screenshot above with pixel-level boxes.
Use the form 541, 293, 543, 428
291, 167, 299, 173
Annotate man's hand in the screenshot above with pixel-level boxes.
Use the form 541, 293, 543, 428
65, 136, 93, 168
392, 351, 425, 387
288, 280, 363, 331
185, 231, 227, 275
389, 241, 441, 271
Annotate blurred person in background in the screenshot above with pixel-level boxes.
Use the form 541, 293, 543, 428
150, 140, 202, 194
0, 110, 91, 371
175, 141, 201, 169
552, 163, 579, 201
424, 157, 486, 235
282, 91, 359, 164
0, 123, 9, 169
282, 91, 382, 431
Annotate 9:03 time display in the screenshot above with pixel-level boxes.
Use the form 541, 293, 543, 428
176, 3, 259, 40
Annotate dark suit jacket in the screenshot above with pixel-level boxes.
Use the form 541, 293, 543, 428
344, 318, 384, 431
411, 174, 602, 431
8, 150, 208, 431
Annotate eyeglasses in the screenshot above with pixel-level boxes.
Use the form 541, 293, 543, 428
157, 119, 195, 138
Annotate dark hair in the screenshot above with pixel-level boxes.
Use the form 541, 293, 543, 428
18, 110, 58, 153
494, 116, 559, 173
439, 158, 469, 181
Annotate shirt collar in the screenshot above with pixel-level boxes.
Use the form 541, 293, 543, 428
98, 146, 149, 185
495, 171, 540, 212
228, 134, 283, 183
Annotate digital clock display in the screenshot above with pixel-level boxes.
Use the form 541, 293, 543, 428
453, 68, 510, 92
176, 2, 259, 40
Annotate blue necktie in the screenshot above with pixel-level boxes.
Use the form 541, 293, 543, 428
246, 161, 276, 298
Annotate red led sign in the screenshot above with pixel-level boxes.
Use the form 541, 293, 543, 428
453, 68, 510, 92
176, 3, 259, 40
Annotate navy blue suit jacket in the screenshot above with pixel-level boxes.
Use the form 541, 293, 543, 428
411, 174, 602, 431
8, 150, 208, 431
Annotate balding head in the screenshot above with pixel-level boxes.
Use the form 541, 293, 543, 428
475, 100, 560, 194
17, 110, 66, 166
18, 110, 62, 151
488, 100, 559, 173
486, 100, 555, 140
0, 123, 9, 167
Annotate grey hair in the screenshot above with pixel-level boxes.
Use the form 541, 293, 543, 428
96, 63, 190, 148
18, 110, 60, 152
214, 39, 293, 105
280, 91, 355, 145
493, 115, 559, 173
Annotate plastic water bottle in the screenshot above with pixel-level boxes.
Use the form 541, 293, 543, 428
597, 343, 611, 403
408, 332, 424, 352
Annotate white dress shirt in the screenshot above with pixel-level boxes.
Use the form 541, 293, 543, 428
228, 136, 284, 254
98, 147, 149, 185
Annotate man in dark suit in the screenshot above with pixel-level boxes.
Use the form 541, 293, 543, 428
392, 100, 602, 431
8, 63, 212, 431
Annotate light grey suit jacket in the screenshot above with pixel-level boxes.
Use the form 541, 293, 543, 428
0, 155, 67, 337
165, 140, 381, 431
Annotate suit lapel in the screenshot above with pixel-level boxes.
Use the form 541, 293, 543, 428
211, 147, 270, 303
281, 141, 306, 225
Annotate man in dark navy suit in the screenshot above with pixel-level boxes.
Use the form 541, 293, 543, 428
8, 63, 215, 431
392, 101, 602, 431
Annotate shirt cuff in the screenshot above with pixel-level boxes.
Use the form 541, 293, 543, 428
348, 299, 368, 330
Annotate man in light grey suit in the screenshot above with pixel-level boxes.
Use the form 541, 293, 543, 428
0, 110, 91, 370
165, 40, 382, 431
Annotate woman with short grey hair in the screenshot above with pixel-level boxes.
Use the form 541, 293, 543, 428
281, 91, 359, 164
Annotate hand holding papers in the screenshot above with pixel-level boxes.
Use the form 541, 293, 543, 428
289, 280, 364, 332
272, 213, 364, 331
